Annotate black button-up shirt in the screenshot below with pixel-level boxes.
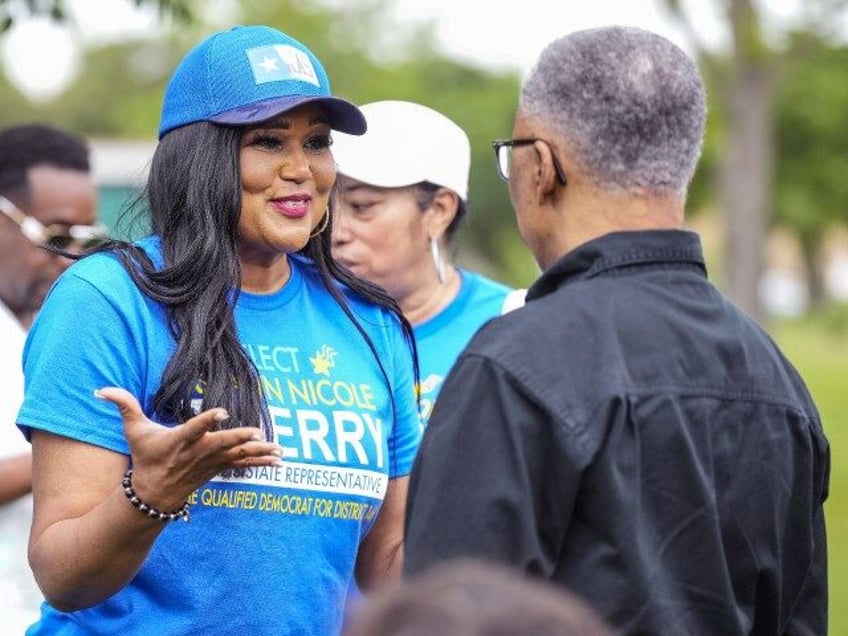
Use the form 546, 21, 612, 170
405, 230, 829, 635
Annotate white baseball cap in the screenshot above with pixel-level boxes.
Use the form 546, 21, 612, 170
331, 100, 471, 200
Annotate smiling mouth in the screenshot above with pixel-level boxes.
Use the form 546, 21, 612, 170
271, 197, 311, 218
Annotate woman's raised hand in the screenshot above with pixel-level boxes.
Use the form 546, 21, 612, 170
94, 387, 282, 513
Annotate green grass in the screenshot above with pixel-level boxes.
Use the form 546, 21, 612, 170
769, 313, 848, 634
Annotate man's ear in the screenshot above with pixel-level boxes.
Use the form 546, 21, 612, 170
426, 188, 459, 239
533, 140, 560, 202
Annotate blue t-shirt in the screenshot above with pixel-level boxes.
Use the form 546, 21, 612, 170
17, 238, 421, 636
414, 269, 518, 424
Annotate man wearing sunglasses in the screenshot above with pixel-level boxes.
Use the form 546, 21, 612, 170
404, 26, 828, 635
0, 122, 101, 632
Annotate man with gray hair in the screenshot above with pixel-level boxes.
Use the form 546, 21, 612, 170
403, 26, 829, 635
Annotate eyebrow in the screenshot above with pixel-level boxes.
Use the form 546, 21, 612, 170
336, 178, 383, 195
256, 112, 331, 129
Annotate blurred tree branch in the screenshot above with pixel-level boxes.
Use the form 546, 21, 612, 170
0, 0, 193, 32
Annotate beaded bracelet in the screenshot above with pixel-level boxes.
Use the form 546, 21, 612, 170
122, 468, 191, 522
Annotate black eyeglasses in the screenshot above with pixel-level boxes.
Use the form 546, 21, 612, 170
492, 138, 567, 185
0, 195, 108, 250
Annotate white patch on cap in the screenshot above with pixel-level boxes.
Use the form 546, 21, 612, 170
247, 44, 320, 87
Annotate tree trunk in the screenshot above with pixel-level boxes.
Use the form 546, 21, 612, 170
719, 65, 773, 323
800, 230, 826, 309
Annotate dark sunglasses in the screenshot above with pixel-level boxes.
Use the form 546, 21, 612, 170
0, 195, 108, 250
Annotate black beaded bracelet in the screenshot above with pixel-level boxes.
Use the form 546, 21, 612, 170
122, 468, 190, 523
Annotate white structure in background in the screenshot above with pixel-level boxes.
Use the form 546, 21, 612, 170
89, 138, 155, 187
88, 139, 156, 237
759, 224, 848, 318
758, 267, 809, 318
824, 250, 848, 302
759, 227, 810, 318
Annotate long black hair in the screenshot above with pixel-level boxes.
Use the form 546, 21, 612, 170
85, 122, 417, 441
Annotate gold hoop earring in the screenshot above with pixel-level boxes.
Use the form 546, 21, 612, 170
310, 207, 330, 238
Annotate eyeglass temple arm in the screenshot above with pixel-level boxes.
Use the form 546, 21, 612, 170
0, 194, 50, 243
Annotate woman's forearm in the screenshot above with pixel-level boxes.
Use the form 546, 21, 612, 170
30, 483, 169, 611
29, 392, 283, 611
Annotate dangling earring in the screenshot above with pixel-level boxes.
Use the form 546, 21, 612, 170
430, 237, 446, 285
310, 207, 330, 238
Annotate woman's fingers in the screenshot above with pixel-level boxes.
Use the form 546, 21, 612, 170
227, 439, 283, 466
162, 408, 283, 466
97, 386, 229, 446
178, 407, 231, 443
94, 387, 143, 420
95, 386, 281, 468
95, 387, 156, 446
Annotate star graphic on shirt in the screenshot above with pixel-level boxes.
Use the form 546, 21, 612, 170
309, 345, 337, 376
311, 355, 331, 376
259, 56, 278, 74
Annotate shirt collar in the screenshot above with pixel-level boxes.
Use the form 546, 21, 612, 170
526, 229, 707, 301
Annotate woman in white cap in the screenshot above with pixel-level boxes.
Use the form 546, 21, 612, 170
17, 25, 420, 635
331, 100, 524, 425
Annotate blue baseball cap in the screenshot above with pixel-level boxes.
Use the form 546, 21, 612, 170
158, 25, 366, 139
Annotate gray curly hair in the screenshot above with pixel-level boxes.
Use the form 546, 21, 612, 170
520, 26, 706, 194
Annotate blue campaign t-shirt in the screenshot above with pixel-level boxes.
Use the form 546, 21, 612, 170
17, 238, 421, 636
414, 269, 519, 424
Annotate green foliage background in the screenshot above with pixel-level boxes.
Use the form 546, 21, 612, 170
774, 31, 848, 302
771, 314, 848, 636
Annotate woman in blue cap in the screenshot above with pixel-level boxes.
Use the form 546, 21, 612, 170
17, 25, 420, 635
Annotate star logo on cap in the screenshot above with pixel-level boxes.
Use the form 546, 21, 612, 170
247, 44, 321, 87
258, 56, 279, 74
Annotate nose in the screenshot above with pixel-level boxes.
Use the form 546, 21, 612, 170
330, 205, 352, 247
279, 147, 312, 182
